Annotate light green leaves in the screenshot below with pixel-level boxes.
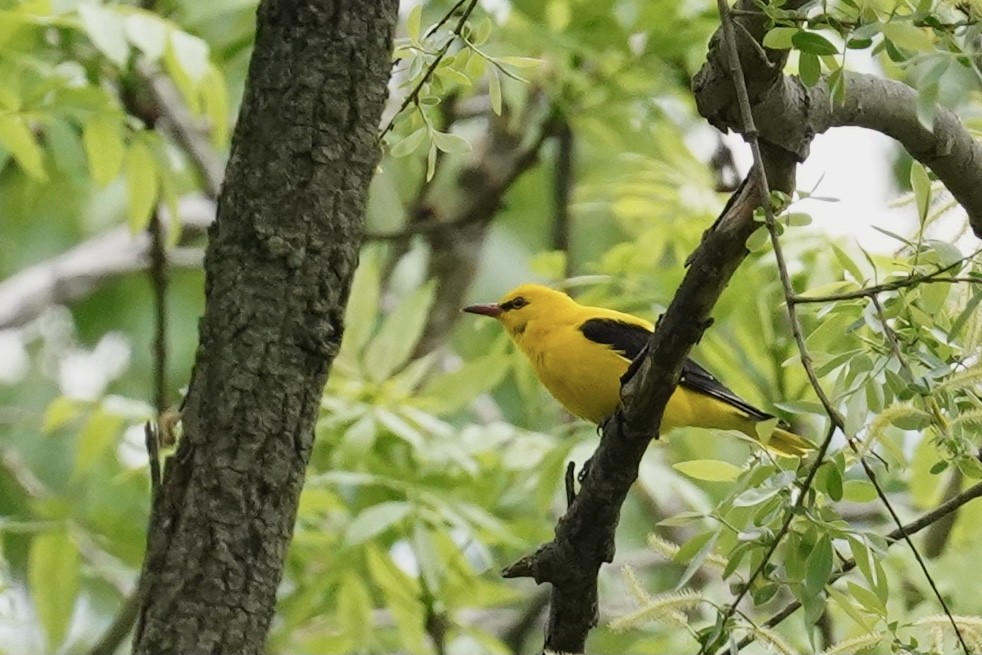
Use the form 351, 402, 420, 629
124, 137, 159, 231
673, 459, 742, 482
83, 113, 125, 185
0, 113, 46, 180
78, 3, 130, 66
910, 161, 932, 221
362, 281, 435, 382
344, 501, 413, 546
123, 13, 168, 60
29, 530, 80, 650
881, 21, 935, 53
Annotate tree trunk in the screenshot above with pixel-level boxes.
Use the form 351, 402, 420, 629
132, 1, 397, 652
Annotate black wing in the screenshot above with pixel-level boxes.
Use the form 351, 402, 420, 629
679, 359, 773, 422
579, 317, 773, 421
579, 318, 650, 361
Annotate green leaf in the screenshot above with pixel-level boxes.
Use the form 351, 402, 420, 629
916, 79, 938, 132
425, 141, 437, 181
341, 246, 382, 357
363, 282, 436, 381
804, 534, 833, 596
43, 397, 82, 434
828, 586, 874, 630
73, 410, 124, 477
488, 65, 502, 115
83, 113, 125, 185
169, 30, 210, 82
411, 523, 442, 592
783, 211, 812, 227
673, 459, 742, 482
815, 462, 843, 501
430, 130, 471, 154
77, 3, 130, 66
797, 280, 860, 299
124, 139, 159, 231
499, 56, 542, 69
200, 65, 229, 146
842, 480, 877, 503
406, 3, 422, 43
831, 243, 865, 282
344, 501, 412, 546
827, 66, 845, 105
365, 545, 424, 651
792, 31, 838, 56
29, 530, 79, 650
881, 21, 935, 52
745, 225, 770, 251
673, 530, 719, 590
798, 52, 821, 87
123, 12, 168, 60
337, 571, 374, 646
847, 580, 886, 617
0, 113, 46, 180
389, 126, 427, 158
762, 27, 797, 50
418, 351, 510, 414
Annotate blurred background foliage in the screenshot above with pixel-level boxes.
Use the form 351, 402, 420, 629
1, 0, 982, 653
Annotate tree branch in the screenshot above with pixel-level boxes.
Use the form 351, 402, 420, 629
693, 4, 982, 237
501, 142, 797, 651
0, 195, 212, 330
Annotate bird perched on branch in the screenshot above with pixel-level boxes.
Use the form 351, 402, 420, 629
463, 284, 812, 457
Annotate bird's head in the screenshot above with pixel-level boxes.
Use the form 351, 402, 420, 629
463, 284, 576, 337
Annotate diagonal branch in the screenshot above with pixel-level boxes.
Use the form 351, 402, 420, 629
500, 144, 798, 651
710, 3, 969, 651
692, 2, 982, 238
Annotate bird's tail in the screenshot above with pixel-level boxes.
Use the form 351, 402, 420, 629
767, 426, 815, 458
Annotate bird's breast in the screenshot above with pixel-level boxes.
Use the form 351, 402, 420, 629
518, 323, 628, 424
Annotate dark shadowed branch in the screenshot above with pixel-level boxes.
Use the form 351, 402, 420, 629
551, 119, 574, 278
500, 154, 797, 652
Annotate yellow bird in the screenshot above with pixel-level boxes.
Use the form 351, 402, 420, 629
463, 284, 813, 457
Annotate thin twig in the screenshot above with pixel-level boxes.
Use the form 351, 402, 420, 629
378, 0, 480, 141
736, 480, 982, 649
700, 5, 838, 648
712, 2, 968, 653
148, 212, 168, 418
551, 119, 574, 278
790, 249, 982, 304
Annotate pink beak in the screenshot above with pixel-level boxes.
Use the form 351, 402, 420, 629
462, 303, 502, 318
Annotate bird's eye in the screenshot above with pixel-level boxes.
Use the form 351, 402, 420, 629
511, 297, 527, 309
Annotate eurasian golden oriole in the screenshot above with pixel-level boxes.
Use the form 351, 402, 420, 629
464, 284, 813, 457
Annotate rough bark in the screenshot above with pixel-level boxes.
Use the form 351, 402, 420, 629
131, 1, 397, 653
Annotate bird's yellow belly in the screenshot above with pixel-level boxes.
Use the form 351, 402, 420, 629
530, 337, 744, 433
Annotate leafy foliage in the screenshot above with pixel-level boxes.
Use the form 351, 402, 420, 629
2, 0, 982, 654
